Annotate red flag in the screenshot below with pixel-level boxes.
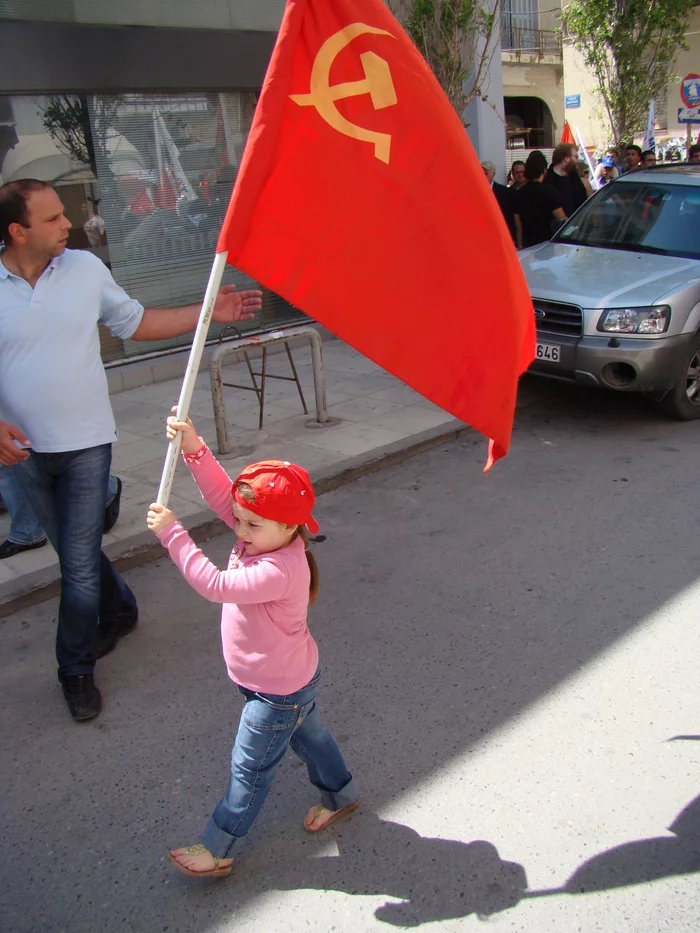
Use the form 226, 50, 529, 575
561, 121, 576, 144
217, 0, 534, 468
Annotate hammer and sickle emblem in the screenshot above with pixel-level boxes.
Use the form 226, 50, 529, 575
289, 23, 397, 164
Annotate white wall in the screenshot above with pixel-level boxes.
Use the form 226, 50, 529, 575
464, 8, 508, 181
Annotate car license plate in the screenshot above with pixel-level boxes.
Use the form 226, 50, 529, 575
536, 342, 560, 363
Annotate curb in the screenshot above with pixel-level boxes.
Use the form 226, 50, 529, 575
0, 418, 470, 618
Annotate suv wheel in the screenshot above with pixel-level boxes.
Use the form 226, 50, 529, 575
658, 334, 700, 420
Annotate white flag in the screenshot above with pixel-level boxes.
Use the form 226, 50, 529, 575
152, 108, 197, 207
643, 100, 656, 153
574, 126, 600, 190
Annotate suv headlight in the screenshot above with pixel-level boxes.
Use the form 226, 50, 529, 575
597, 306, 671, 335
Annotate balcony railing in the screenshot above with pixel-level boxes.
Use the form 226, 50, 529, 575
501, 27, 562, 58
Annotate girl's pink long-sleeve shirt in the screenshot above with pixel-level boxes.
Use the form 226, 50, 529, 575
156, 445, 319, 695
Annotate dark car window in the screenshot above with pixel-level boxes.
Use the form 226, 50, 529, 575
554, 182, 700, 260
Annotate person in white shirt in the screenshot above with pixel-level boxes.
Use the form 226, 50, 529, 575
0, 178, 262, 722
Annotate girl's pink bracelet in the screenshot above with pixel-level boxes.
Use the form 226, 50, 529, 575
183, 441, 208, 464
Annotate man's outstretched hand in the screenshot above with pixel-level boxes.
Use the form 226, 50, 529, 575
0, 422, 30, 466
212, 284, 263, 324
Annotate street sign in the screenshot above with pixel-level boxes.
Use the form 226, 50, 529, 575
678, 107, 700, 124
565, 94, 581, 109
681, 74, 700, 108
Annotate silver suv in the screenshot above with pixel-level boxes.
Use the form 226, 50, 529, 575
519, 164, 700, 418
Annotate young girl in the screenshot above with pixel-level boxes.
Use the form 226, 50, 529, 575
147, 414, 359, 879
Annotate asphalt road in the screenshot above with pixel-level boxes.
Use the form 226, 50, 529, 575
3, 377, 700, 933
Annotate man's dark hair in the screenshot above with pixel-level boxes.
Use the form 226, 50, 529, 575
626, 144, 643, 158
507, 159, 526, 184
0, 179, 52, 245
551, 143, 576, 167
524, 150, 548, 181
641, 150, 655, 160
607, 148, 619, 158
688, 144, 700, 160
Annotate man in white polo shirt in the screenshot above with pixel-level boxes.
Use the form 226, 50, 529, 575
0, 179, 262, 722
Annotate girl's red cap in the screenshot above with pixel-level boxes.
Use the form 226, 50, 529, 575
232, 460, 319, 534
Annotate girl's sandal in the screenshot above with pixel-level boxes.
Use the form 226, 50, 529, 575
168, 843, 233, 878
303, 800, 359, 833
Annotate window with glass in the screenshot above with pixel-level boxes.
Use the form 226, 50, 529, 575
555, 181, 700, 260
501, 0, 539, 50
0, 91, 305, 362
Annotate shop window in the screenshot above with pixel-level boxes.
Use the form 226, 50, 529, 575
0, 91, 305, 363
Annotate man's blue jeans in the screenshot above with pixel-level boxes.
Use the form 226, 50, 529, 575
0, 467, 119, 545
201, 668, 359, 859
12, 444, 137, 677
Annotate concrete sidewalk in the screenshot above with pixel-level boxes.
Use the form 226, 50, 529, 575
0, 333, 473, 611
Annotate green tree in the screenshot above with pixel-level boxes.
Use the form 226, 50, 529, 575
387, 0, 502, 121
561, 0, 694, 148
41, 95, 97, 172
40, 94, 123, 184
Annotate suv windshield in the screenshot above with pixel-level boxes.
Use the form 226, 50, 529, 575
554, 181, 700, 260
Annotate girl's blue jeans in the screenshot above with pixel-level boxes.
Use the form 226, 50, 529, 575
201, 668, 358, 859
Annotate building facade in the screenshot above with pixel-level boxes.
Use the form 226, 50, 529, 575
501, 0, 565, 153
0, 0, 304, 365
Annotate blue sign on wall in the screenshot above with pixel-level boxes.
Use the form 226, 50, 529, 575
678, 107, 700, 125
565, 94, 581, 109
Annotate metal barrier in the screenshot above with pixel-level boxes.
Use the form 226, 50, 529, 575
209, 326, 328, 455
214, 323, 311, 430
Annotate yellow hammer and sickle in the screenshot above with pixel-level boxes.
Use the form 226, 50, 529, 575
289, 23, 397, 164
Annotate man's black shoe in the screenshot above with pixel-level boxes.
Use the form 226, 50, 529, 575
103, 477, 123, 534
0, 537, 48, 560
95, 608, 139, 659
60, 674, 102, 721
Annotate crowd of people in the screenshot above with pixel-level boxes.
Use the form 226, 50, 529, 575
483, 142, 587, 249
484, 139, 700, 250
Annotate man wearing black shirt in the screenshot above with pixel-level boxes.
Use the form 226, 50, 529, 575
514, 150, 566, 248
545, 143, 589, 218
622, 144, 643, 173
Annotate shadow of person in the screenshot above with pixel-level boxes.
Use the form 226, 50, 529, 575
527, 793, 700, 900
267, 811, 528, 926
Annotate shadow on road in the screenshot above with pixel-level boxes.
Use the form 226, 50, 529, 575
264, 790, 700, 927
526, 791, 700, 900
265, 811, 528, 926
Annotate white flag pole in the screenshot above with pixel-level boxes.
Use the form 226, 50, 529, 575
643, 100, 656, 153
574, 125, 599, 190
156, 250, 229, 506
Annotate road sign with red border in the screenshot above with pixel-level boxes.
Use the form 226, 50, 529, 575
681, 74, 700, 108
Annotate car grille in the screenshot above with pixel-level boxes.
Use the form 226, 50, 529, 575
532, 299, 583, 337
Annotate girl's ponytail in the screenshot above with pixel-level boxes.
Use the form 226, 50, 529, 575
298, 526, 319, 605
